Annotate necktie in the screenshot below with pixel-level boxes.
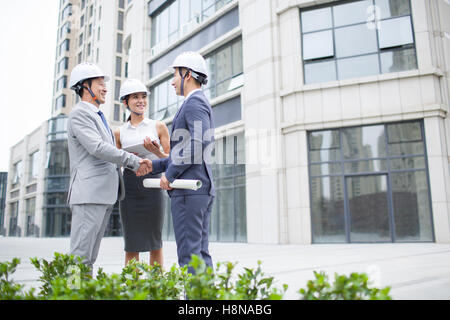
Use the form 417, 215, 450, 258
97, 111, 113, 140
97, 111, 110, 131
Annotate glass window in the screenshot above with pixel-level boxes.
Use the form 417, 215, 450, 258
160, 9, 169, 46
309, 149, 341, 163
304, 60, 337, 84
114, 104, 121, 122
380, 48, 417, 73
168, 0, 179, 42
12, 161, 22, 186
205, 38, 243, 100
375, 0, 411, 19
387, 121, 422, 143
151, 14, 160, 47
309, 130, 340, 150
344, 159, 387, 173
333, 0, 373, 27
203, 0, 216, 19
342, 125, 386, 160
303, 30, 334, 60
308, 120, 434, 243
55, 95, 66, 109
391, 171, 433, 241
311, 176, 346, 243
211, 132, 247, 242
117, 33, 123, 53
116, 56, 122, 77
115, 80, 121, 101
335, 24, 378, 58
232, 40, 243, 75
310, 163, 342, 176
301, 0, 417, 84
347, 175, 391, 242
301, 7, 332, 33
337, 54, 380, 80
118, 12, 124, 31
29, 151, 40, 182
378, 16, 413, 49
180, 0, 190, 27
390, 157, 425, 170
56, 76, 67, 92
151, 0, 233, 52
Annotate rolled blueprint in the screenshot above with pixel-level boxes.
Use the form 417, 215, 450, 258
143, 178, 203, 191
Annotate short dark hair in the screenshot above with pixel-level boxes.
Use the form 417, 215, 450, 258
75, 78, 93, 98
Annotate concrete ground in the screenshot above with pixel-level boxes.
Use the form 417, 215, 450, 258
1, 236, 449, 300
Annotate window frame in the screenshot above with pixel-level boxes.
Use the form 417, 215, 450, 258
307, 120, 435, 243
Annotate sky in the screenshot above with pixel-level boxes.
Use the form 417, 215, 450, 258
0, 0, 60, 172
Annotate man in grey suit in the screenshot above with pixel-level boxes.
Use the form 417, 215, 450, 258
67, 62, 152, 272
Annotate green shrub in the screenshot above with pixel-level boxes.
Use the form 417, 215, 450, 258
33, 257, 187, 300
299, 271, 392, 300
30, 253, 92, 297
185, 256, 287, 300
1, 253, 391, 300
0, 258, 37, 300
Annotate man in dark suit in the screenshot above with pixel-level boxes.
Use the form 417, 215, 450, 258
151, 52, 215, 273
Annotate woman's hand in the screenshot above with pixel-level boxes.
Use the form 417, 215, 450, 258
143, 137, 161, 155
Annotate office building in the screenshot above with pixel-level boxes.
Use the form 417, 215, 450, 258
0, 172, 7, 235
5, 0, 450, 244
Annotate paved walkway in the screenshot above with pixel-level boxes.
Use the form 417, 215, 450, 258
1, 237, 449, 300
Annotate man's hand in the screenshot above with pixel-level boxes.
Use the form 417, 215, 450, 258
160, 174, 173, 191
136, 159, 153, 177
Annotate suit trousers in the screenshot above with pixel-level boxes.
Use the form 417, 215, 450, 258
171, 195, 214, 273
69, 204, 113, 272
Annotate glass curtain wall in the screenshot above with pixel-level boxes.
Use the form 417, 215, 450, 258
149, 37, 243, 121
0, 173, 7, 235
162, 132, 247, 242
25, 197, 37, 237
308, 120, 434, 243
151, 0, 235, 54
44, 116, 71, 237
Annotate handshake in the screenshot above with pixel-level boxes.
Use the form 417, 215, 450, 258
136, 159, 153, 177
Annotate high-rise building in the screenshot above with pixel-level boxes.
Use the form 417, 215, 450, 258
5, 0, 450, 245
0, 172, 7, 235
4, 0, 128, 237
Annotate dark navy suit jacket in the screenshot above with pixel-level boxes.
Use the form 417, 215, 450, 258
152, 90, 215, 197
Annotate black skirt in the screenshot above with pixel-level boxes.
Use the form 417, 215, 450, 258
120, 169, 165, 252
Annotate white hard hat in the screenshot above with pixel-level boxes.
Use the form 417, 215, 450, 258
171, 51, 208, 84
70, 62, 110, 90
119, 79, 149, 101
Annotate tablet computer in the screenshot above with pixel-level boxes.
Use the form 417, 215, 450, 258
123, 143, 150, 157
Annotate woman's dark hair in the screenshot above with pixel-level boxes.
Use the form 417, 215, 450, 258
124, 95, 131, 122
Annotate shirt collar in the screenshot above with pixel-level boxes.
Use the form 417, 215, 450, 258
80, 101, 100, 113
184, 89, 202, 101
126, 118, 150, 129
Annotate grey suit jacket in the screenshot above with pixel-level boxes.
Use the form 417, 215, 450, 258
67, 101, 141, 205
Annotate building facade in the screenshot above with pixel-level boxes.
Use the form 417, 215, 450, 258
5, 0, 450, 244
0, 172, 7, 235
249, 0, 450, 244
137, 0, 450, 244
